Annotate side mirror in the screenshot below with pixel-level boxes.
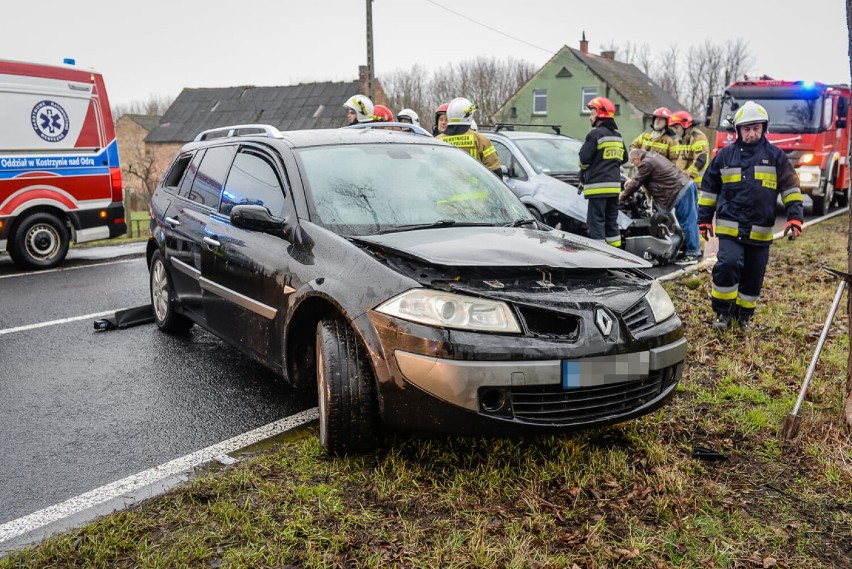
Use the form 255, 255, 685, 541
704, 96, 714, 128
230, 204, 302, 243
500, 164, 510, 178
837, 118, 848, 129
721, 116, 734, 131
837, 96, 848, 116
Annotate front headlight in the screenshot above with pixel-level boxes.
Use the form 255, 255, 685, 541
795, 165, 821, 188
376, 289, 522, 333
645, 280, 676, 323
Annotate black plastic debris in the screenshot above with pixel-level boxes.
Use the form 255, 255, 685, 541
94, 305, 155, 331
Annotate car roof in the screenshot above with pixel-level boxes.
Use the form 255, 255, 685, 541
180, 125, 443, 153
483, 129, 580, 142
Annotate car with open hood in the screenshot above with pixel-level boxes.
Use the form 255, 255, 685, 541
147, 124, 686, 455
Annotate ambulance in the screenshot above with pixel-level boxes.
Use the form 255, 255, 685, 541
0, 59, 126, 269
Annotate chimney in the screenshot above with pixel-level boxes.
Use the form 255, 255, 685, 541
358, 65, 369, 94
600, 51, 615, 60
580, 31, 588, 54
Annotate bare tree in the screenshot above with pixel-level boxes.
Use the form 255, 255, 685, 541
380, 56, 535, 132
684, 40, 726, 120
722, 38, 754, 88
654, 45, 682, 103
112, 94, 175, 121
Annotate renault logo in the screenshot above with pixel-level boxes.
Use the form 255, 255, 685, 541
595, 308, 613, 337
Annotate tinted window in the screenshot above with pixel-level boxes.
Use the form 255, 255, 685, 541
178, 150, 205, 198
220, 151, 286, 216
163, 153, 192, 190
187, 145, 236, 208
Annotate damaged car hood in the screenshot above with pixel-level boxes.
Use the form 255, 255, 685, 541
351, 226, 651, 269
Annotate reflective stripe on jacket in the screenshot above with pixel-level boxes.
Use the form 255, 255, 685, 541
438, 131, 501, 172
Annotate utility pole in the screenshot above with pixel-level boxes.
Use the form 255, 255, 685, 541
366, 0, 374, 100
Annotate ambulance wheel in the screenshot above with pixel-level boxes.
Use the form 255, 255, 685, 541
149, 249, 194, 334
10, 212, 69, 270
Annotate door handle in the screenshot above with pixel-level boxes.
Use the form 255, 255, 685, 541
165, 216, 181, 227
202, 236, 221, 249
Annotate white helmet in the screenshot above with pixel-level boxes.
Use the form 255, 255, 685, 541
470, 119, 478, 131
343, 94, 375, 123
446, 97, 477, 126
397, 108, 420, 125
733, 101, 769, 129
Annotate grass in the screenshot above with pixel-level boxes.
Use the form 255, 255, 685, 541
4, 216, 852, 568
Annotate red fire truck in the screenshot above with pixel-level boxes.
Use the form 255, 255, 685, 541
707, 78, 851, 215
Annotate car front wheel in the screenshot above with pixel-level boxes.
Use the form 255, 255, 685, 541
315, 317, 379, 455
149, 249, 193, 334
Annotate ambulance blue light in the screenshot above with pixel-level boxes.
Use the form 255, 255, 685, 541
63, 58, 76, 65
801, 80, 815, 88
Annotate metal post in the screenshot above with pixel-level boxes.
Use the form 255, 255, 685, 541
366, 0, 374, 101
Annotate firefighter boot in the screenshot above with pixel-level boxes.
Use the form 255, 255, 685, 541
712, 313, 734, 330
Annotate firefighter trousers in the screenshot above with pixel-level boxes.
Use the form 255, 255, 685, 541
711, 238, 770, 321
586, 196, 621, 247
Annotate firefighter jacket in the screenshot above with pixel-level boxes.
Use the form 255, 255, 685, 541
437, 131, 500, 173
578, 124, 627, 199
630, 129, 677, 162
623, 151, 691, 211
699, 135, 803, 246
673, 127, 709, 184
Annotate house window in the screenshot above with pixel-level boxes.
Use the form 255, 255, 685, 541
581, 87, 598, 113
533, 89, 547, 115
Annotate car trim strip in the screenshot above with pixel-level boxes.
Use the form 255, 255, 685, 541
394, 338, 686, 411
199, 276, 280, 320
171, 258, 200, 279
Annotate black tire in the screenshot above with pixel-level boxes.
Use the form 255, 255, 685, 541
526, 206, 543, 222
10, 212, 69, 269
835, 188, 849, 208
315, 317, 379, 455
812, 194, 828, 216
149, 249, 194, 334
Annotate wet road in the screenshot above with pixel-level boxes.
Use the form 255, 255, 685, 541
0, 250, 314, 526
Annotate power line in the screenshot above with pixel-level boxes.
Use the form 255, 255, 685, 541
425, 0, 553, 55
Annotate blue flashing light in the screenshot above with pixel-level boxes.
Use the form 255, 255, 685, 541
801, 80, 815, 88
63, 58, 76, 65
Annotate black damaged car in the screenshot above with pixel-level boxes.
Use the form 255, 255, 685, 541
147, 124, 686, 455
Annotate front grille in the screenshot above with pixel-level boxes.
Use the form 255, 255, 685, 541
623, 300, 653, 333
497, 365, 679, 425
547, 172, 581, 186
516, 305, 581, 340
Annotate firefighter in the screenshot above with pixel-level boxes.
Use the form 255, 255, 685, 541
372, 104, 395, 122
578, 96, 627, 248
699, 101, 804, 330
433, 103, 449, 136
343, 94, 375, 125
436, 97, 501, 176
397, 108, 420, 125
631, 107, 677, 163
670, 110, 709, 186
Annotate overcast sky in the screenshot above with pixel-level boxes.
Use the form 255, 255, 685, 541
1, 0, 848, 109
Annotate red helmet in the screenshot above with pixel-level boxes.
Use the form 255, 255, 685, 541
434, 102, 449, 121
652, 107, 672, 123
670, 110, 693, 129
372, 104, 395, 122
587, 96, 615, 119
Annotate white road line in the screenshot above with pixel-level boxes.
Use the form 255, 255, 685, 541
0, 408, 319, 544
0, 311, 119, 336
0, 258, 140, 280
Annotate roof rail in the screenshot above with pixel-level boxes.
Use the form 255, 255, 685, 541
343, 122, 433, 137
493, 123, 562, 135
194, 124, 284, 142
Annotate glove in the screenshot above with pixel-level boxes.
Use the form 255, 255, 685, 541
784, 219, 802, 240
699, 222, 714, 241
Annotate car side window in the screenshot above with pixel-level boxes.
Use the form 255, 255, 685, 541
177, 150, 205, 198
220, 150, 286, 217
492, 140, 527, 181
186, 145, 237, 209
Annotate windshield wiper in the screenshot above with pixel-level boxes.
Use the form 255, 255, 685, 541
377, 220, 494, 234
505, 218, 538, 228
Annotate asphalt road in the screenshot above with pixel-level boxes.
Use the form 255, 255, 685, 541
0, 249, 314, 528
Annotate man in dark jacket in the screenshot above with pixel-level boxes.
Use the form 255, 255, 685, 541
699, 101, 804, 330
621, 148, 701, 265
578, 96, 627, 247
